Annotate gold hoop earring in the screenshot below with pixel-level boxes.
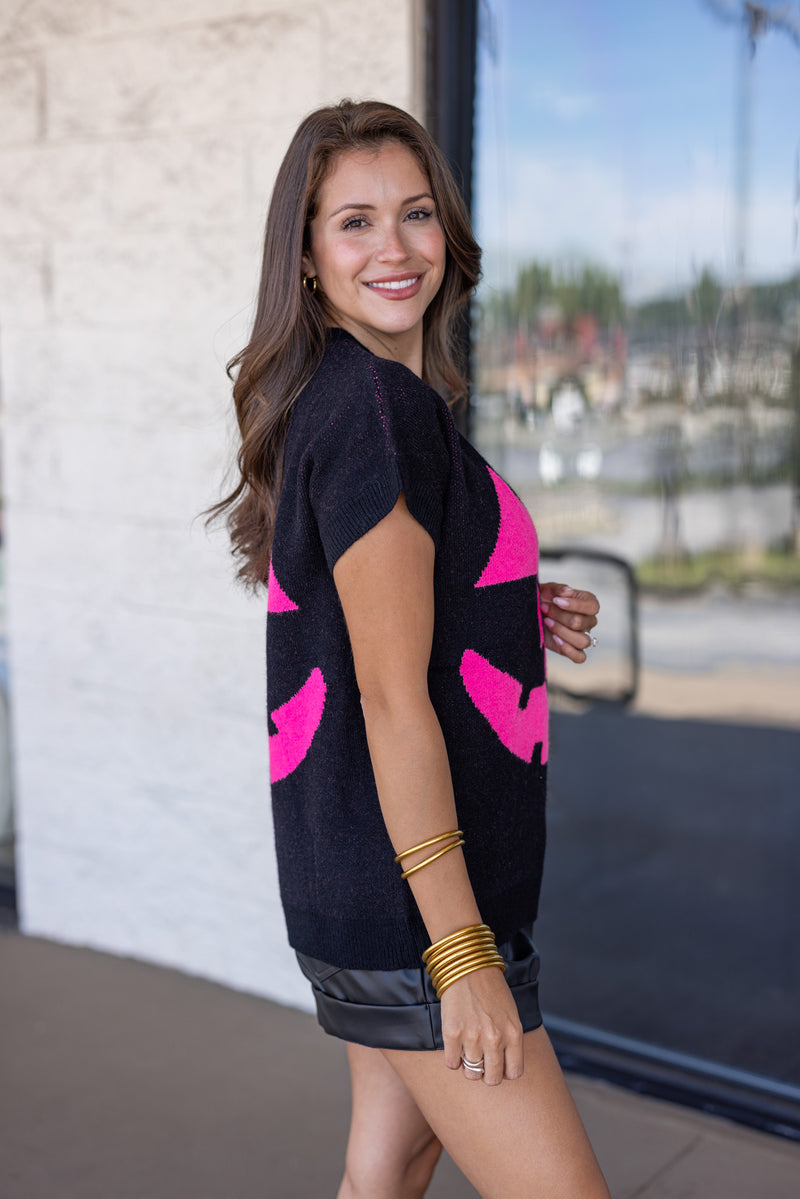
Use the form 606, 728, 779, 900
302, 273, 318, 294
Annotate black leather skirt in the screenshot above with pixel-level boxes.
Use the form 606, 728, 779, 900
296, 924, 542, 1050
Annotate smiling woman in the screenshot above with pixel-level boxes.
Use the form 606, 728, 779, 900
301, 142, 446, 373
210, 99, 607, 1198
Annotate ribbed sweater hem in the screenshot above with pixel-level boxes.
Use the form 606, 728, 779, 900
285, 877, 541, 971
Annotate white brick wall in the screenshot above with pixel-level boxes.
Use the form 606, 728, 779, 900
0, 0, 422, 1005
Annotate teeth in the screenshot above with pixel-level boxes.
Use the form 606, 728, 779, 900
367, 277, 419, 291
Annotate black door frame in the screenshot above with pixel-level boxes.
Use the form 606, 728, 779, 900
425, 0, 478, 435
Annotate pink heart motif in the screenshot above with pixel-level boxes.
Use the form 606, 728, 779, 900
460, 650, 548, 765
269, 668, 327, 782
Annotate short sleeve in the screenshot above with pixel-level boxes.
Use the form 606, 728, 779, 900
303, 348, 451, 571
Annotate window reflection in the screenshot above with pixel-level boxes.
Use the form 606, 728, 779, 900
473, 0, 800, 1086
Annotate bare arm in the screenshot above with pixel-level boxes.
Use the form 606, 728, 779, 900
332, 494, 479, 940
333, 494, 522, 1084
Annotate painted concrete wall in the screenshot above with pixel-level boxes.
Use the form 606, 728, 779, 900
0, 0, 421, 1005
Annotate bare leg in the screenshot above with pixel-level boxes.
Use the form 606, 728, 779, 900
382, 1026, 611, 1199
337, 1041, 443, 1199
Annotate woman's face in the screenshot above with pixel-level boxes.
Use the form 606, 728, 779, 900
303, 141, 447, 373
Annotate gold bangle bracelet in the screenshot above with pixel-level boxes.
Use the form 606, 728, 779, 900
425, 926, 495, 953
435, 959, 505, 999
431, 963, 501, 992
422, 924, 489, 963
422, 922, 506, 999
429, 955, 503, 992
430, 958, 503, 995
394, 830, 463, 864
424, 926, 494, 956
400, 838, 465, 880
428, 945, 504, 985
424, 933, 497, 973
429, 942, 504, 976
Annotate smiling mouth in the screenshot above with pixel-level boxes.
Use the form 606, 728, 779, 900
365, 275, 421, 292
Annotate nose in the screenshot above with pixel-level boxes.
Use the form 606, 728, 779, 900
375, 221, 411, 263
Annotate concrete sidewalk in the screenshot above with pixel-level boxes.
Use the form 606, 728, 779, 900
1, 927, 798, 1198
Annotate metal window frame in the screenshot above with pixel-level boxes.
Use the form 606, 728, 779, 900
548, 1016, 800, 1142
540, 547, 640, 706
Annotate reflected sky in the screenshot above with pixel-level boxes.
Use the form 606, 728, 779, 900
475, 0, 800, 299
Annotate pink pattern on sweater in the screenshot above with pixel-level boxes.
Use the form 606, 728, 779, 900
268, 561, 299, 612
460, 649, 548, 765
476, 467, 539, 588
269, 668, 327, 782
537, 583, 545, 649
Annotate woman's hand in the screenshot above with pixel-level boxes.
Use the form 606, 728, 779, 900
540, 582, 599, 663
440, 966, 524, 1086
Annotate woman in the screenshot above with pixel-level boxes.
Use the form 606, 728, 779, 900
216, 100, 609, 1198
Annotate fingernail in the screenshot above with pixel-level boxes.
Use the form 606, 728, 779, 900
540, 602, 549, 615
544, 616, 555, 629
553, 633, 565, 646
553, 597, 570, 609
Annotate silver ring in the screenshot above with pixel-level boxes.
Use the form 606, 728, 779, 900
461, 1055, 485, 1074
586, 632, 598, 648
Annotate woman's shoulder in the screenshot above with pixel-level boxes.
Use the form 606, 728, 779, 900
294, 328, 453, 441
282, 329, 455, 566
312, 328, 445, 401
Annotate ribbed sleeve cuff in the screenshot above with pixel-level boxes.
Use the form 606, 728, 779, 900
318, 464, 443, 572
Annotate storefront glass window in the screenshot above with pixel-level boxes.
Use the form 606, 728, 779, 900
473, 0, 800, 1090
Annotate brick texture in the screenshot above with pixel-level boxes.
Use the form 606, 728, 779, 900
0, 0, 422, 1005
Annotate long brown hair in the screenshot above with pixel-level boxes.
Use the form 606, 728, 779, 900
211, 99, 481, 588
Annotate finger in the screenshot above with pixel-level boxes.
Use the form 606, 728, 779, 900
549, 586, 600, 619
480, 1035, 505, 1087
544, 618, 594, 658
551, 606, 599, 637
461, 1046, 484, 1083
551, 619, 597, 649
503, 1035, 524, 1081
442, 1029, 464, 1071
544, 625, 587, 663
542, 599, 598, 631
539, 580, 568, 605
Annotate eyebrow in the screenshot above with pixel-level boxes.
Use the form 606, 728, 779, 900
327, 193, 435, 219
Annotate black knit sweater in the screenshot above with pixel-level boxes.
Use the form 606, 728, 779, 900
267, 328, 548, 970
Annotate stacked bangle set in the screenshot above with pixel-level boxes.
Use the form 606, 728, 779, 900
394, 830, 506, 999
394, 829, 465, 879
422, 923, 506, 998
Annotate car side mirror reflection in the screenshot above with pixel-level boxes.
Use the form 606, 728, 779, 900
540, 549, 639, 706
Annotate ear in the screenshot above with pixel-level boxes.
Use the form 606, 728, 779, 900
301, 251, 317, 278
